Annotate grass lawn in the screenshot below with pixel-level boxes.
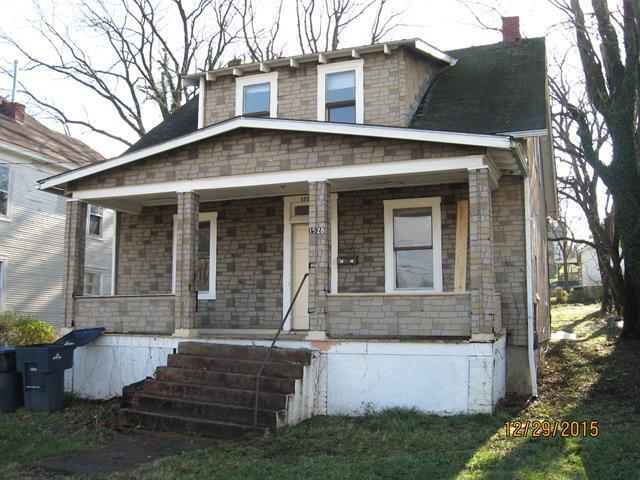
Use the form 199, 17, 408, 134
2, 303, 639, 479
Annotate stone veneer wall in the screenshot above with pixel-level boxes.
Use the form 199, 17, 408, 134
74, 295, 175, 334
492, 176, 527, 347
203, 48, 442, 128
337, 184, 470, 293
70, 130, 483, 192
326, 293, 471, 337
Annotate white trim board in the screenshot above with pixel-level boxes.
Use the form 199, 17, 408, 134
383, 196, 443, 293
39, 117, 515, 191
71, 155, 488, 201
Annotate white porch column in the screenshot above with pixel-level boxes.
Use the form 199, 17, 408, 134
63, 199, 87, 328
174, 190, 199, 335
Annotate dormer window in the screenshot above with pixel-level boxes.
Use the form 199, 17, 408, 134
317, 59, 364, 124
235, 72, 278, 118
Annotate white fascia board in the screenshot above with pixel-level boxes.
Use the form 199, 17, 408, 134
39, 118, 512, 191
71, 155, 486, 200
0, 139, 71, 171
500, 128, 549, 138
414, 39, 455, 65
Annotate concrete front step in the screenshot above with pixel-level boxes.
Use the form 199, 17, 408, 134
133, 393, 283, 428
178, 342, 312, 365
156, 366, 296, 394
118, 408, 265, 439
142, 380, 289, 410
167, 354, 304, 378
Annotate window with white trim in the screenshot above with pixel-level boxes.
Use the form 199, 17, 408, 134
83, 270, 103, 295
317, 59, 364, 124
0, 164, 9, 217
172, 211, 217, 299
384, 197, 442, 292
235, 72, 278, 117
87, 204, 104, 237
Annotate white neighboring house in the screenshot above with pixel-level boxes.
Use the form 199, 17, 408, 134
0, 97, 113, 329
578, 245, 602, 287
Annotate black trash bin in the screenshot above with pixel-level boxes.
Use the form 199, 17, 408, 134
15, 344, 74, 412
0, 347, 21, 413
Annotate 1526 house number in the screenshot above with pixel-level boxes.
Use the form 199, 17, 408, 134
309, 227, 326, 234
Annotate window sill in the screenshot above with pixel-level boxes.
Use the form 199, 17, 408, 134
198, 293, 216, 301
87, 234, 106, 241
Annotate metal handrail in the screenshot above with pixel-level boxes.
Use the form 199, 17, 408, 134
253, 272, 309, 426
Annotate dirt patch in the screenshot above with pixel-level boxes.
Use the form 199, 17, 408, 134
37, 431, 214, 478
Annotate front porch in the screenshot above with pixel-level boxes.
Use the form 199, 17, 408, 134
63, 161, 504, 342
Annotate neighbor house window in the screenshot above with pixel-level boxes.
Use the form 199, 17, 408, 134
87, 204, 104, 237
235, 72, 278, 117
384, 197, 442, 292
172, 211, 217, 300
317, 59, 364, 123
0, 165, 9, 217
84, 270, 103, 295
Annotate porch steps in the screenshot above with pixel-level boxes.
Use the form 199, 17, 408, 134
117, 342, 314, 438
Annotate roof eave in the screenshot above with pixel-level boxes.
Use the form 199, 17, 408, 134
38, 117, 512, 192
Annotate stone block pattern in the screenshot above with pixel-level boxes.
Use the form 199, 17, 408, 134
197, 197, 283, 329
308, 181, 331, 331
337, 184, 470, 293
492, 176, 527, 346
174, 191, 199, 329
63, 200, 87, 327
468, 168, 496, 335
203, 48, 441, 128
70, 130, 483, 192
326, 293, 471, 337
74, 295, 175, 334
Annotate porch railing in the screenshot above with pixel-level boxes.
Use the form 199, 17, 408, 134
253, 272, 309, 426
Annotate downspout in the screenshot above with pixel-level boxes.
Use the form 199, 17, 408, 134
523, 176, 539, 397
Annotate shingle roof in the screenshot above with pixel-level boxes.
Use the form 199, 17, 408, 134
126, 38, 548, 152
126, 95, 199, 153
0, 97, 104, 167
410, 38, 548, 134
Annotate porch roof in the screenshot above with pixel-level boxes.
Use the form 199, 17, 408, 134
38, 116, 526, 194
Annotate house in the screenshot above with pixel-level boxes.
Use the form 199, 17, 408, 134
578, 245, 601, 287
38, 18, 556, 433
0, 97, 113, 328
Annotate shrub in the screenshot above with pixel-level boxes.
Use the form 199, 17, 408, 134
569, 286, 603, 304
553, 287, 569, 304
0, 312, 57, 346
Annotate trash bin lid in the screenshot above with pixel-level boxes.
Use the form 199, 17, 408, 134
54, 327, 105, 348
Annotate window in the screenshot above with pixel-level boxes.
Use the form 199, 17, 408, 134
87, 204, 104, 237
384, 197, 442, 292
172, 212, 217, 300
235, 72, 278, 118
0, 164, 9, 217
317, 59, 364, 124
84, 270, 103, 295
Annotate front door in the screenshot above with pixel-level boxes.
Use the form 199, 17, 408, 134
291, 223, 309, 330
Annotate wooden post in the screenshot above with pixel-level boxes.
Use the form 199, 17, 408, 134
454, 199, 469, 292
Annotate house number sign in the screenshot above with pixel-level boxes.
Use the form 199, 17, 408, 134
309, 227, 326, 234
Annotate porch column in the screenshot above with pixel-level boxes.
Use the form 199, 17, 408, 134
174, 190, 199, 335
308, 180, 331, 335
468, 167, 496, 338
63, 199, 87, 328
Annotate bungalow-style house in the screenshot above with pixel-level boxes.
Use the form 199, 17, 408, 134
39, 18, 556, 436
0, 97, 113, 328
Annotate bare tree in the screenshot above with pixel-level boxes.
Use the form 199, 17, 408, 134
550, 0, 640, 340
0, 0, 238, 147
550, 54, 623, 314
238, 0, 285, 62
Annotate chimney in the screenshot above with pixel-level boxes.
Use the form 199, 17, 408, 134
227, 58, 243, 68
0, 100, 26, 122
501, 16, 521, 42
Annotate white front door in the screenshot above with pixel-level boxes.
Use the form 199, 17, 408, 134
291, 223, 309, 330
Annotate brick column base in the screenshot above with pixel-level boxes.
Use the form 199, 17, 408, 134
174, 191, 199, 331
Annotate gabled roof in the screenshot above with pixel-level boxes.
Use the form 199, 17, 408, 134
0, 96, 104, 167
411, 38, 548, 135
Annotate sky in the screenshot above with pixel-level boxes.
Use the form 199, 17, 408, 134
0, 0, 596, 238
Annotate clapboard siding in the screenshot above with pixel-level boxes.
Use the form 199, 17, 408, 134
0, 152, 113, 329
